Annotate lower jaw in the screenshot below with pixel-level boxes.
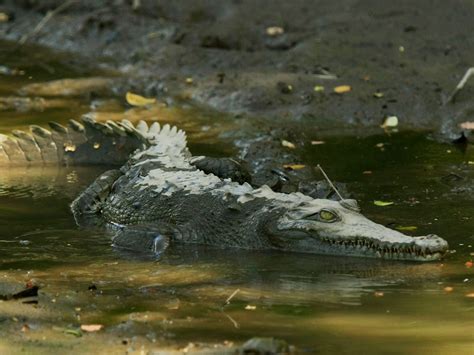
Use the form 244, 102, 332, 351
373, 251, 443, 261
325, 247, 445, 262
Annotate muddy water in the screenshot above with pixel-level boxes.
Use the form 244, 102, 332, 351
0, 43, 473, 354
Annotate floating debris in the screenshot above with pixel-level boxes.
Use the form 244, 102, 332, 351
381, 116, 399, 129
266, 26, 284, 36
81, 324, 104, 332
334, 85, 351, 94
281, 140, 296, 149
374, 200, 394, 207
460, 121, 474, 130
125, 92, 157, 106
283, 164, 306, 170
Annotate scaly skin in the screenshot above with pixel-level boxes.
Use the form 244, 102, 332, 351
71, 119, 449, 261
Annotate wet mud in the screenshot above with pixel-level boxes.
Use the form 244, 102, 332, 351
1, 0, 474, 137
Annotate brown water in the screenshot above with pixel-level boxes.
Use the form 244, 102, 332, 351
0, 41, 473, 354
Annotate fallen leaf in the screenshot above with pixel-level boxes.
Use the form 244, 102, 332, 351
373, 92, 384, 98
375, 143, 385, 148
399, 46, 405, 52
21, 324, 30, 332
465, 293, 474, 298
395, 226, 418, 231
460, 121, 474, 130
281, 140, 296, 149
81, 324, 104, 332
374, 292, 384, 297
313, 85, 325, 92
64, 328, 82, 337
125, 92, 156, 106
185, 77, 193, 84
266, 26, 284, 36
374, 200, 394, 207
465, 261, 473, 268
0, 13, 9, 22
381, 116, 399, 128
443, 286, 454, 292
363, 75, 371, 81
283, 164, 306, 170
334, 85, 351, 94
363, 170, 372, 175
468, 161, 474, 165
245, 305, 257, 310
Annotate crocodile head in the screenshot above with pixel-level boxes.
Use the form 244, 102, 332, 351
266, 199, 449, 261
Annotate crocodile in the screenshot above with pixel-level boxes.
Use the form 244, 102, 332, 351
0, 115, 449, 261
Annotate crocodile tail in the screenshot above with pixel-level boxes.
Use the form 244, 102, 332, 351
0, 114, 150, 166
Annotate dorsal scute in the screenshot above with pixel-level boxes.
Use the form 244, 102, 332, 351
134, 120, 188, 164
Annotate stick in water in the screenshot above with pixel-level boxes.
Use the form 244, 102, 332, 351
446, 67, 474, 104
316, 164, 344, 201
223, 288, 240, 306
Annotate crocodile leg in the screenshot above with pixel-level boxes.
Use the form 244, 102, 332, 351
190, 156, 252, 184
111, 224, 172, 256
70, 169, 123, 225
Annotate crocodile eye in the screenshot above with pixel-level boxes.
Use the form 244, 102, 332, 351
305, 209, 339, 223
319, 209, 337, 222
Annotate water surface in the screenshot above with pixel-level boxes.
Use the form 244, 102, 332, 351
0, 42, 473, 354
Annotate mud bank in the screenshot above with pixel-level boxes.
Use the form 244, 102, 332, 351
1, 0, 474, 137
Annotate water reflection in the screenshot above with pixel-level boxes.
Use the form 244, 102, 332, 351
0, 166, 105, 199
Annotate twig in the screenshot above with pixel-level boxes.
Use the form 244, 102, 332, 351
18, 0, 77, 45
223, 288, 240, 307
223, 312, 240, 329
316, 164, 344, 201
446, 67, 474, 104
